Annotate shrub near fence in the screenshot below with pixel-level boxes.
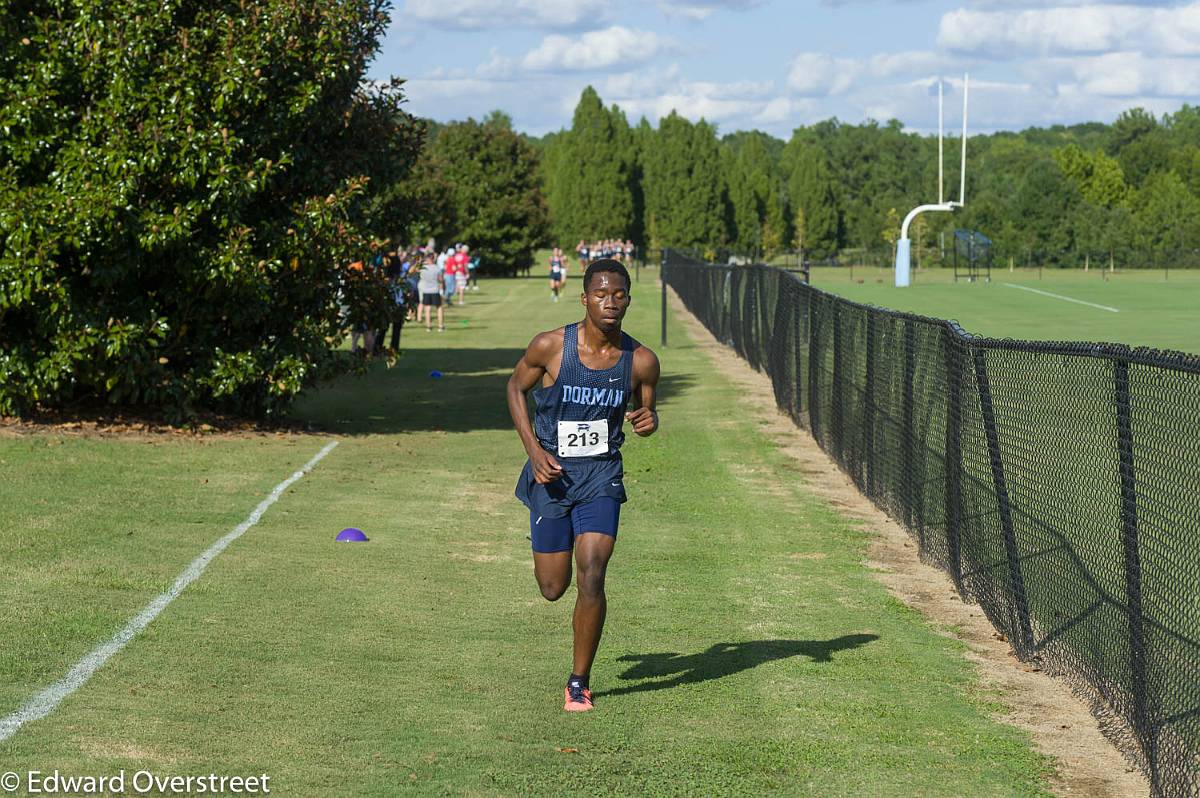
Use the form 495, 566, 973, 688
664, 250, 1200, 798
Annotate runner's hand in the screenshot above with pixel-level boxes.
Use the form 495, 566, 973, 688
626, 408, 658, 437
531, 448, 564, 483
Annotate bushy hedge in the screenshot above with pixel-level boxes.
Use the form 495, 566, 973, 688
0, 0, 422, 418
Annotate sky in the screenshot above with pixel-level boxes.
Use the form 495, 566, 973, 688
367, 0, 1200, 139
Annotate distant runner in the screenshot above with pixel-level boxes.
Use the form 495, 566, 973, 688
549, 247, 566, 302
506, 258, 660, 712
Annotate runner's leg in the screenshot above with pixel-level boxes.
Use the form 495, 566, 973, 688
571, 531, 615, 680
533, 551, 572, 601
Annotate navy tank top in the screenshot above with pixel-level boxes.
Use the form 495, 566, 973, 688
532, 322, 634, 461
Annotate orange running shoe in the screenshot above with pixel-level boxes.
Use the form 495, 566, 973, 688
564, 682, 594, 712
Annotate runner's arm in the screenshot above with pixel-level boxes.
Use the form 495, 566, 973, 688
626, 346, 660, 437
507, 333, 564, 482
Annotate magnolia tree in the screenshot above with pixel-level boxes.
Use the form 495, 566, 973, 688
0, 0, 423, 418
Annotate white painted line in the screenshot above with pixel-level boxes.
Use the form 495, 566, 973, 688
1003, 283, 1119, 313
0, 440, 339, 743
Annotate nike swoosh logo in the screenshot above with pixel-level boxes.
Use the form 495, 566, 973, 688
608, 377, 620, 382
611, 482, 621, 487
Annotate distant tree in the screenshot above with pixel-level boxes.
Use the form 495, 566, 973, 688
882, 207, 901, 255
547, 87, 635, 245
782, 137, 839, 258
761, 183, 788, 258
642, 112, 726, 250
1107, 108, 1160, 155
1130, 171, 1200, 257
1053, 144, 1130, 211
1104, 109, 1170, 186
792, 206, 807, 255
1168, 144, 1200, 197
1010, 155, 1081, 263
413, 115, 549, 275
1119, 130, 1172, 187
1069, 201, 1131, 266
725, 132, 788, 256
1165, 104, 1200, 146
629, 117, 655, 247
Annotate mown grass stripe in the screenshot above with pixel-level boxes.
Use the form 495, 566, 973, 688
0, 440, 338, 743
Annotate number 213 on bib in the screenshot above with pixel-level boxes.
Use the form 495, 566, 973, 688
557, 420, 609, 457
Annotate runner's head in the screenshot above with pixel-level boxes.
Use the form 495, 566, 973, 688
583, 258, 630, 293
581, 258, 631, 332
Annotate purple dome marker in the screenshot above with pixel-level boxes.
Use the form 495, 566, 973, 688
336, 527, 368, 542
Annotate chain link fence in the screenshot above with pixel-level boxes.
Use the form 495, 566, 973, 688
664, 249, 1200, 798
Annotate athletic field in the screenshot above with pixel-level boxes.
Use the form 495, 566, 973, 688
809, 266, 1200, 354
1, 274, 1059, 795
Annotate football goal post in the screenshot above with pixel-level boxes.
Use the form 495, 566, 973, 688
896, 75, 969, 287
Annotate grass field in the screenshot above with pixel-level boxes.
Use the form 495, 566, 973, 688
0, 273, 1058, 795
808, 266, 1200, 354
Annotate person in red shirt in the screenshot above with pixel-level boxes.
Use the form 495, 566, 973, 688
454, 245, 471, 306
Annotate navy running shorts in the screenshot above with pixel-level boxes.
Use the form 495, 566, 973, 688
530, 496, 621, 554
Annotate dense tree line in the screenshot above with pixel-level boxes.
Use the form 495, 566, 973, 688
537, 87, 1200, 268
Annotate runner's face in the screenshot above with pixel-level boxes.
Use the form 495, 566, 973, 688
582, 272, 630, 331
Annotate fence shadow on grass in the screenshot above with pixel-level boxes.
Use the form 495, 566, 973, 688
289, 347, 697, 435
594, 634, 879, 698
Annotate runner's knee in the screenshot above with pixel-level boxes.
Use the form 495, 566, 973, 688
539, 580, 568, 601
575, 563, 606, 599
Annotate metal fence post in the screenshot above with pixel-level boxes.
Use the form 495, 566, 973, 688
660, 248, 668, 348
971, 347, 1035, 655
830, 302, 844, 466
943, 324, 966, 594
808, 293, 821, 440
903, 320, 917, 536
1114, 358, 1159, 792
860, 312, 877, 495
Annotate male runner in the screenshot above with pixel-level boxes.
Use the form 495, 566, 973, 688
507, 258, 660, 712
549, 248, 565, 302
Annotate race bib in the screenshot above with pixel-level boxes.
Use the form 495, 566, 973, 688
558, 419, 609, 458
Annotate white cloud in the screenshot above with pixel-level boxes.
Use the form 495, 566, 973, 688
755, 97, 819, 125
520, 26, 672, 72
1028, 52, 1200, 97
867, 51, 951, 79
938, 3, 1200, 58
592, 66, 817, 134
601, 64, 680, 99
475, 49, 514, 79
787, 53, 861, 95
405, 76, 511, 100
656, 0, 765, 20
403, 0, 609, 30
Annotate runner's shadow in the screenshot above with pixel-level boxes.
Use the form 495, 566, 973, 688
593, 635, 878, 698
655, 373, 695, 409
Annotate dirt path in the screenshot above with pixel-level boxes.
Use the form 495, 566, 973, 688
667, 284, 1148, 798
